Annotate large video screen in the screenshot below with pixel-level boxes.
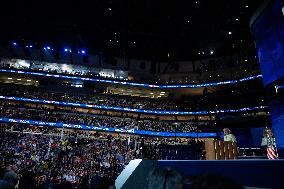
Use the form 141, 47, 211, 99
251, 0, 284, 86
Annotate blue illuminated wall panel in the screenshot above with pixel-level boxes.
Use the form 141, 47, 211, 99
251, 0, 284, 157
251, 0, 284, 86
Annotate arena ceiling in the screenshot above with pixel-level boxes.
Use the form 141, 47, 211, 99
0, 0, 263, 61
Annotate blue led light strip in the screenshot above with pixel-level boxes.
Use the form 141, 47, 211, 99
0, 69, 262, 88
0, 118, 217, 138
0, 95, 269, 115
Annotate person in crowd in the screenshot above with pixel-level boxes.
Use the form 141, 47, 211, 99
0, 180, 10, 189
18, 166, 36, 189
90, 176, 115, 189
0, 170, 18, 189
145, 168, 183, 189
188, 173, 244, 189
223, 128, 237, 143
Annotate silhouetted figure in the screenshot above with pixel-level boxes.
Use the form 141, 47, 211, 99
145, 168, 183, 189
189, 173, 244, 189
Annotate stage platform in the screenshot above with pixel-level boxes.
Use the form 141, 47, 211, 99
116, 159, 284, 189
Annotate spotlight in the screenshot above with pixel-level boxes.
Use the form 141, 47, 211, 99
64, 48, 71, 53
44, 46, 52, 51
12, 42, 17, 46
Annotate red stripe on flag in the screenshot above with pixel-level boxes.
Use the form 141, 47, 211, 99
267, 147, 277, 160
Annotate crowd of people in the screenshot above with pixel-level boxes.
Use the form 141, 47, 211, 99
0, 84, 267, 112
0, 131, 134, 188
0, 123, 195, 146
0, 123, 206, 188
0, 85, 181, 111
0, 104, 201, 133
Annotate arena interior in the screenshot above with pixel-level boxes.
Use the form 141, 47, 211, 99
0, 0, 284, 188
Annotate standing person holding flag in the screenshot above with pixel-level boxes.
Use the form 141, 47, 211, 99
261, 127, 278, 160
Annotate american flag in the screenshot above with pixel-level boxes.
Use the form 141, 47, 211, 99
267, 137, 278, 160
